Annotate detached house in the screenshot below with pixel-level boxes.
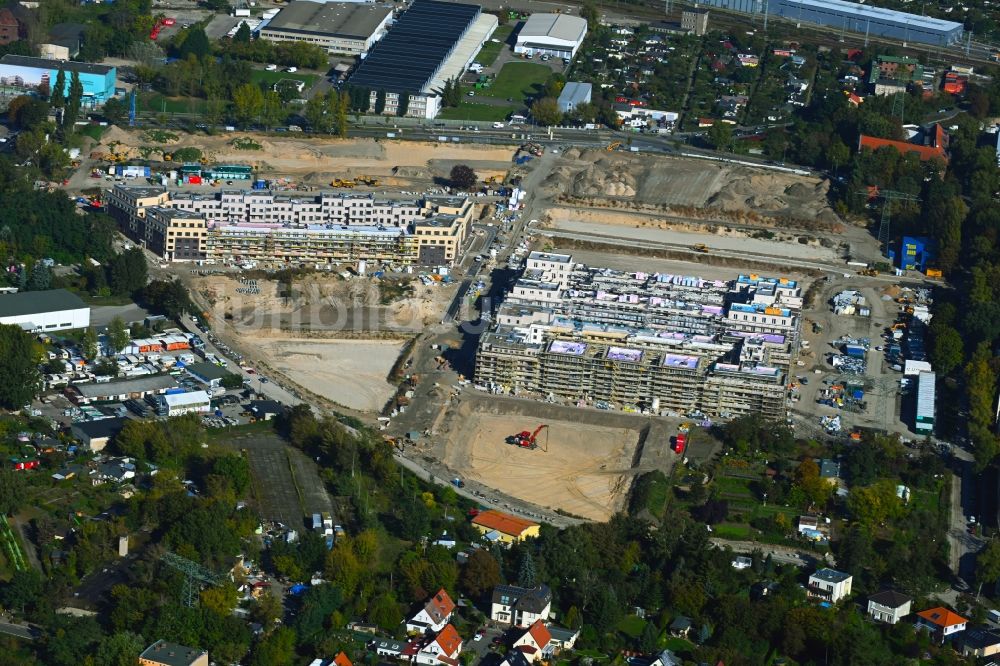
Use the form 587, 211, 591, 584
867, 590, 912, 624
415, 624, 462, 666
406, 588, 456, 635
498, 651, 533, 666
491, 584, 552, 627
807, 568, 852, 603
511, 620, 552, 662
916, 607, 968, 643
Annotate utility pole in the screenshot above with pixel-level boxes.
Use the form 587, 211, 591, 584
161, 551, 225, 608
858, 189, 921, 258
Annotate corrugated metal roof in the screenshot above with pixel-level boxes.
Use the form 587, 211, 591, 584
916, 371, 935, 421
518, 13, 587, 44
781, 0, 962, 31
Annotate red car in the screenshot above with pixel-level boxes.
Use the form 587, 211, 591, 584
672, 433, 686, 455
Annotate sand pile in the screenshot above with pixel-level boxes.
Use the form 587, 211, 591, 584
572, 158, 637, 197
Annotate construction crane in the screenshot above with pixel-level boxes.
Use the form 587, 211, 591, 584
160, 551, 226, 608
505, 424, 549, 451
858, 188, 920, 257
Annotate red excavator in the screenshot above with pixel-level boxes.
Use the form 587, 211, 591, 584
506, 424, 548, 450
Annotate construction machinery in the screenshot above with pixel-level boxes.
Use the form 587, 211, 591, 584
330, 178, 355, 188
857, 268, 878, 277
505, 424, 548, 450
692, 243, 709, 253
606, 141, 621, 151
354, 176, 381, 186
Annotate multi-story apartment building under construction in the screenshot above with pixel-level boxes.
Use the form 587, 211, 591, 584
474, 252, 802, 420
106, 185, 474, 266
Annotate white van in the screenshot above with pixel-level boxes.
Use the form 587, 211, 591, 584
265, 64, 277, 71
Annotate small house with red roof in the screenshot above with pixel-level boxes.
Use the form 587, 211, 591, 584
916, 606, 968, 643
407, 588, 456, 635
333, 652, 353, 666
511, 620, 553, 662
416, 624, 463, 666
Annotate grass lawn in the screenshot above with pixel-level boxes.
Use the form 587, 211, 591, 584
663, 637, 695, 652
77, 124, 107, 141
141, 93, 209, 115
250, 70, 319, 88
475, 25, 513, 66
438, 103, 514, 122
479, 62, 551, 101
713, 522, 753, 540
616, 614, 646, 638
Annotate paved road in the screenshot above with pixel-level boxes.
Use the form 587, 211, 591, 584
0, 621, 37, 640
176, 314, 303, 409
948, 446, 985, 583
710, 538, 834, 568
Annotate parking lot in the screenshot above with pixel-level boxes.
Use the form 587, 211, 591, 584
222, 432, 334, 532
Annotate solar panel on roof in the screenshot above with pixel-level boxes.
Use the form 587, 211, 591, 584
349, 0, 480, 94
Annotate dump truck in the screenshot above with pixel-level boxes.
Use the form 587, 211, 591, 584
693, 244, 709, 253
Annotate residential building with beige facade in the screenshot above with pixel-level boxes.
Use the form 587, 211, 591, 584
107, 185, 474, 267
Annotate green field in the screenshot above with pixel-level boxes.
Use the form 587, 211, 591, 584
438, 103, 514, 122
140, 93, 209, 115
479, 62, 551, 101
474, 25, 513, 66
250, 70, 319, 89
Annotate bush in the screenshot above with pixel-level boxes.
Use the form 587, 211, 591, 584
171, 147, 203, 162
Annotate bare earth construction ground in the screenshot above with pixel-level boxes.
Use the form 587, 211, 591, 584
249, 338, 404, 412
440, 411, 640, 521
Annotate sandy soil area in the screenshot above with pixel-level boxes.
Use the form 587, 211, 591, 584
249, 338, 404, 412
190, 273, 451, 333
546, 214, 841, 262
94, 127, 514, 185
541, 148, 841, 225
441, 413, 639, 521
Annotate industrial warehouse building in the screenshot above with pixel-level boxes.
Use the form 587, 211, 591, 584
0, 54, 116, 107
348, 0, 497, 118
514, 13, 588, 59
475, 253, 802, 420
692, 0, 963, 46
0, 289, 90, 333
107, 185, 476, 267
259, 1, 393, 55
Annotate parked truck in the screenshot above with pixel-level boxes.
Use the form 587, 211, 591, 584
311, 513, 322, 532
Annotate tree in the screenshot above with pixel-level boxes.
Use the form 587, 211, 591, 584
180, 27, 211, 60
0, 324, 40, 409
101, 97, 128, 126
517, 551, 536, 588
141, 279, 194, 318
459, 549, 500, 599
846, 480, 903, 527
64, 70, 83, 129
232, 83, 264, 128
374, 89, 386, 114
249, 626, 296, 666
449, 164, 478, 190
50, 69, 65, 109
109, 247, 148, 296
581, 0, 600, 31
107, 316, 130, 356
0, 467, 25, 516
234, 21, 252, 43
82, 326, 100, 360
967, 342, 995, 427
260, 90, 285, 130
335, 91, 349, 138
531, 96, 563, 126
304, 94, 328, 133
977, 539, 1000, 591
707, 122, 734, 152
397, 91, 410, 117
26, 261, 51, 291
95, 631, 146, 666
368, 592, 403, 630
930, 325, 964, 376
638, 620, 659, 653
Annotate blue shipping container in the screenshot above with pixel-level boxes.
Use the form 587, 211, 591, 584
845, 344, 866, 358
